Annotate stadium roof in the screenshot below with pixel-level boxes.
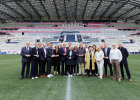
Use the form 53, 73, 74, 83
0, 0, 140, 23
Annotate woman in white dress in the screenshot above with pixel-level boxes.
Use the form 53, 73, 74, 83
95, 47, 104, 79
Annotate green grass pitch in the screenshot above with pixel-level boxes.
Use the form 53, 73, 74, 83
0, 54, 140, 100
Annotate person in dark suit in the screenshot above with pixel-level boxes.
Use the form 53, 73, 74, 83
20, 42, 32, 79
46, 43, 54, 78
102, 43, 113, 79
39, 43, 47, 78
73, 45, 79, 75
53, 45, 60, 75
59, 43, 68, 75
30, 43, 40, 79
38, 42, 42, 77
92, 45, 98, 76
66, 46, 75, 77
118, 43, 132, 82
76, 43, 86, 76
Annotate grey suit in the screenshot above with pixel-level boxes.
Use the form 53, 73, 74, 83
76, 47, 86, 75
76, 47, 86, 63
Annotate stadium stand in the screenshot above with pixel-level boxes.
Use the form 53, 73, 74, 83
0, 22, 140, 54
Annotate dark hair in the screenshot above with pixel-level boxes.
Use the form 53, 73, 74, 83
55, 45, 59, 49
92, 45, 96, 48
88, 46, 91, 49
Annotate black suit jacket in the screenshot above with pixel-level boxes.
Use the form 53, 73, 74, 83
59, 47, 68, 61
118, 47, 129, 60
31, 47, 39, 61
66, 50, 75, 65
20, 47, 32, 62
102, 47, 111, 57
39, 47, 47, 61
46, 47, 54, 61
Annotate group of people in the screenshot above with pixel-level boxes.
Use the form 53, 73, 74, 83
20, 42, 132, 82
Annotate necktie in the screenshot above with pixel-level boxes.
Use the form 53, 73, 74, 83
105, 48, 107, 56
26, 47, 29, 52
36, 48, 38, 55
64, 48, 66, 54
44, 49, 46, 58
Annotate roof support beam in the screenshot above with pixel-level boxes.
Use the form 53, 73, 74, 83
82, 0, 89, 20
109, 0, 130, 18
53, 0, 60, 21
0, 18, 6, 23
0, 1, 24, 19
126, 12, 140, 20
100, 1, 114, 19
75, 0, 78, 21
91, 0, 103, 20
25, 0, 41, 20
0, 10, 15, 21
64, 0, 68, 21
39, 0, 50, 21
15, 1, 32, 19
117, 5, 140, 19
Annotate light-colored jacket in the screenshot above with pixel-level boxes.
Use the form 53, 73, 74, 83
95, 51, 104, 63
85, 51, 95, 70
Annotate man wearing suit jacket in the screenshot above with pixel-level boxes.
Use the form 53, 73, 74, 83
66, 46, 75, 77
102, 43, 113, 79
38, 42, 42, 77
46, 43, 54, 78
30, 43, 40, 79
20, 42, 32, 79
39, 43, 47, 78
77, 43, 86, 76
118, 43, 132, 82
59, 43, 68, 75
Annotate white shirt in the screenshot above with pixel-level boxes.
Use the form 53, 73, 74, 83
95, 51, 104, 62
69, 51, 72, 57
109, 48, 122, 62
44, 48, 46, 58
85, 48, 89, 52
26, 46, 29, 51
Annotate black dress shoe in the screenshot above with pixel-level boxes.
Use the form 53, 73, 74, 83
20, 77, 24, 80
25, 76, 29, 79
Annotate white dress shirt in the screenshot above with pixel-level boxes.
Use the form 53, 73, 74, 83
69, 51, 72, 57
85, 48, 89, 52
95, 51, 104, 62
109, 48, 122, 62
44, 48, 46, 58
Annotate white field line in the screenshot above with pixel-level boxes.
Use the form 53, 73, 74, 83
66, 76, 71, 100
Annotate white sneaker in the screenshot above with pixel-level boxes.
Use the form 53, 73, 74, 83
68, 74, 71, 77
47, 75, 51, 78
50, 74, 53, 77
70, 75, 73, 77
100, 76, 103, 79
35, 76, 38, 79
31, 77, 35, 80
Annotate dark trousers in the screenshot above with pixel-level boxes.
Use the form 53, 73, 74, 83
30, 60, 38, 78
68, 65, 73, 75
87, 60, 94, 76
74, 62, 79, 74
93, 62, 98, 74
54, 65, 60, 74
61, 61, 66, 75
21, 62, 30, 78
104, 59, 113, 76
120, 60, 131, 79
40, 60, 46, 76
47, 60, 52, 75
38, 59, 42, 76
65, 64, 68, 75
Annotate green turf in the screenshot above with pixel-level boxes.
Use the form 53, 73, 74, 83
0, 55, 140, 100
